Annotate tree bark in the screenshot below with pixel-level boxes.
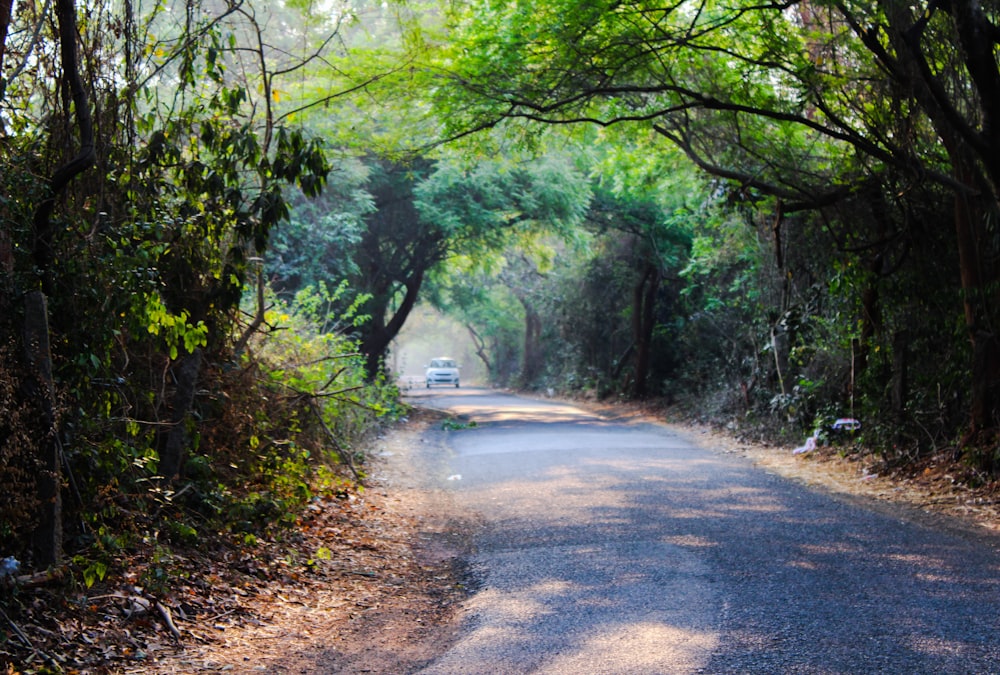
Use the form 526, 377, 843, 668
156, 348, 203, 480
891, 330, 909, 427
631, 263, 660, 398
890, 0, 1000, 440
0, 0, 12, 93
20, 0, 93, 566
520, 301, 543, 386
466, 324, 493, 380
361, 271, 425, 380
23, 291, 62, 566
945, 152, 1000, 438
32, 0, 95, 294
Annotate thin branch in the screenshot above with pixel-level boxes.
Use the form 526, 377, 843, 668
133, 0, 245, 93
0, 0, 54, 100
274, 71, 397, 125
155, 601, 182, 640
33, 0, 96, 290
307, 399, 360, 481
234, 263, 267, 354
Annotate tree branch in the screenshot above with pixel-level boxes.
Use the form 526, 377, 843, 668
32, 0, 95, 292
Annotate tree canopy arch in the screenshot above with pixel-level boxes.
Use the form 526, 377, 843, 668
431, 0, 1000, 442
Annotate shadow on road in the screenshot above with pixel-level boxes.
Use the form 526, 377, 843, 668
406, 389, 1000, 674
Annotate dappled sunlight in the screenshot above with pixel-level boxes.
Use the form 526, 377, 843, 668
409, 388, 607, 425
886, 552, 946, 566
879, 552, 1000, 589
798, 543, 866, 555
906, 636, 976, 659
720, 500, 786, 513
450, 401, 600, 424
678, 485, 789, 516
786, 559, 820, 570
418, 391, 1000, 673
659, 507, 732, 520
472, 471, 631, 523
446, 541, 721, 674
457, 451, 806, 531
662, 534, 718, 548
472, 582, 572, 625
783, 542, 867, 571
539, 622, 719, 674
578, 455, 730, 474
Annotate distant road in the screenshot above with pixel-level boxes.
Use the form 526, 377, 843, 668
404, 388, 1000, 674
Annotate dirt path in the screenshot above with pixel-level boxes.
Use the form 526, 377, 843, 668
131, 407, 471, 674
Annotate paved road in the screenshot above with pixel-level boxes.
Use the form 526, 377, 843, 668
404, 388, 1000, 674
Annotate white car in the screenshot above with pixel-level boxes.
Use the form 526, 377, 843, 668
425, 358, 460, 388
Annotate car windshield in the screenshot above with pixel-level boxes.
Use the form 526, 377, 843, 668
430, 359, 455, 368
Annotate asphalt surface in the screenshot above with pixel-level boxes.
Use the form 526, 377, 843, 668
404, 387, 1000, 674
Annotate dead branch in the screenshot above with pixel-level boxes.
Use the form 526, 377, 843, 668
234, 262, 268, 355
307, 399, 361, 482
156, 601, 183, 641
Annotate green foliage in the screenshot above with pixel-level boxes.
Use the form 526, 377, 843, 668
419, 0, 1000, 474
139, 293, 209, 360
189, 283, 402, 538
270, 160, 374, 296
0, 0, 399, 566
441, 418, 478, 431
2, 0, 1000, 584
72, 555, 110, 590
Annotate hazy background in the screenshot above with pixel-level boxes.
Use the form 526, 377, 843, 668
390, 304, 488, 387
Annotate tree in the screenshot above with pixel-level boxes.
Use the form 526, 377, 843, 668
348, 154, 590, 378
585, 185, 691, 397
270, 159, 373, 297
0, 0, 412, 562
431, 0, 1000, 458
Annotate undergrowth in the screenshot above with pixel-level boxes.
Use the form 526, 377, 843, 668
0, 282, 402, 604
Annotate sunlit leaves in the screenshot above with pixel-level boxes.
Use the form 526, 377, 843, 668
137, 293, 209, 360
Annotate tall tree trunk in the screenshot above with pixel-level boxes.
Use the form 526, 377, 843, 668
361, 272, 425, 380
930, 130, 1000, 438
0, 0, 12, 99
520, 300, 543, 386
21, 0, 94, 564
33, 0, 95, 294
891, 330, 909, 427
632, 263, 660, 398
23, 291, 62, 566
952, 172, 1000, 437
856, 186, 890, 377
891, 0, 1000, 442
156, 348, 203, 480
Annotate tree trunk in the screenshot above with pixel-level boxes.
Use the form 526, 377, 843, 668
0, 0, 12, 100
521, 301, 543, 386
467, 324, 493, 381
32, 0, 95, 294
856, 188, 889, 377
949, 157, 1000, 438
891, 330, 909, 427
361, 273, 425, 380
23, 291, 62, 566
890, 0, 1000, 443
156, 348, 203, 480
17, 0, 93, 566
632, 263, 660, 398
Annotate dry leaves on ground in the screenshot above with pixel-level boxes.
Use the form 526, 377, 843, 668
1, 409, 468, 675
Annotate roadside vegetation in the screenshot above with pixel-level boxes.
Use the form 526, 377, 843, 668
3, 0, 1000, 670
